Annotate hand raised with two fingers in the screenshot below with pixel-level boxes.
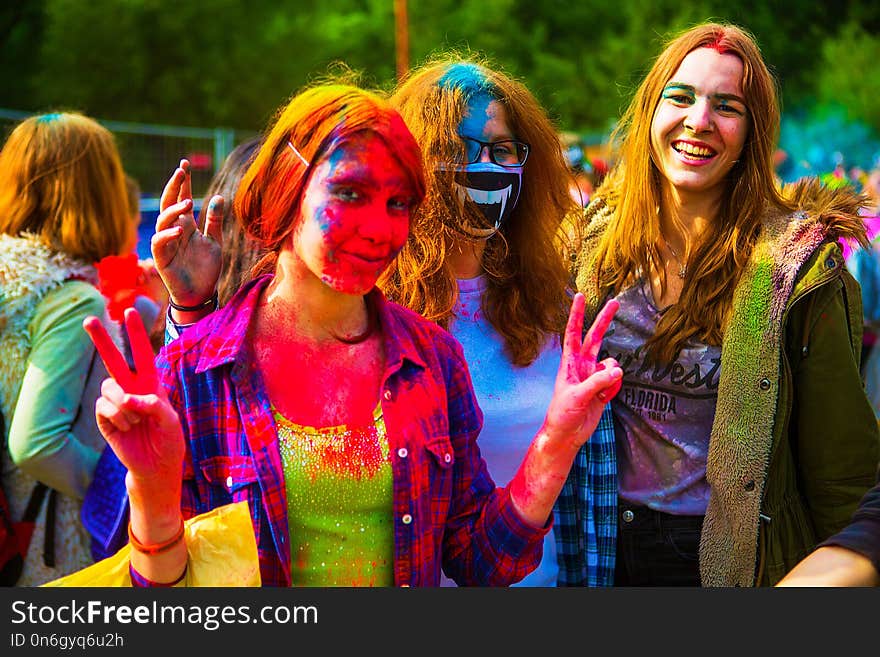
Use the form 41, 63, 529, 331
151, 158, 223, 311
542, 293, 623, 448
507, 293, 623, 528
83, 307, 184, 497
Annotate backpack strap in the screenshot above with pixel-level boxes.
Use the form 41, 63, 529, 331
21, 482, 48, 523
2, 397, 56, 569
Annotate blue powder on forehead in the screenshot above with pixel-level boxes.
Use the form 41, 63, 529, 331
37, 113, 62, 123
438, 63, 497, 97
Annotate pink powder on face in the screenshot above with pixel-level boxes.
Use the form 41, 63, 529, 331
297, 135, 412, 295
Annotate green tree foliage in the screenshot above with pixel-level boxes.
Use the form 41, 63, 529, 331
0, 2, 45, 112
0, 0, 877, 141
817, 20, 880, 130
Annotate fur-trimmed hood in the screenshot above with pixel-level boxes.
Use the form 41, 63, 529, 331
780, 177, 870, 248
573, 177, 871, 313
573, 177, 875, 586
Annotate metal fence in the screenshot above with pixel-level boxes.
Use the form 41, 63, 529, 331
0, 108, 257, 258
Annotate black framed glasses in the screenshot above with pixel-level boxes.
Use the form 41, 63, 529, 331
459, 136, 530, 167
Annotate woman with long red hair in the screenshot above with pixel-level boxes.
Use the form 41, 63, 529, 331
150, 59, 620, 588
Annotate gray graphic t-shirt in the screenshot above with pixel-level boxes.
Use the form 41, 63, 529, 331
601, 280, 721, 515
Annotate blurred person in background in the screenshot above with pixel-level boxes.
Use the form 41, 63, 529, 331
846, 165, 880, 409
202, 137, 265, 307
0, 111, 133, 584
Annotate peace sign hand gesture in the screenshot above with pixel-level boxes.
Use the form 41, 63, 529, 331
508, 294, 622, 528
83, 308, 184, 496
542, 293, 622, 448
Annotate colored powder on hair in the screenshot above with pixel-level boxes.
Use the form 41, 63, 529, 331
439, 62, 494, 96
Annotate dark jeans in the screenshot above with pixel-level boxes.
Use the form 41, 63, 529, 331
615, 501, 704, 586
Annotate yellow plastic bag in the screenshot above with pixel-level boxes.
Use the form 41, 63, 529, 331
44, 501, 261, 587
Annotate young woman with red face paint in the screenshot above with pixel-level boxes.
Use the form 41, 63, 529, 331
571, 23, 880, 586
80, 83, 623, 587
149, 59, 620, 588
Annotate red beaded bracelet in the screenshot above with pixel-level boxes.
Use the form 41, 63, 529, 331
128, 518, 185, 555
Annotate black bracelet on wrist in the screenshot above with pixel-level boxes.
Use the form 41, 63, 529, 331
167, 290, 218, 313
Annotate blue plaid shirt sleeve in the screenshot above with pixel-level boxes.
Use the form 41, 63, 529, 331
553, 404, 617, 586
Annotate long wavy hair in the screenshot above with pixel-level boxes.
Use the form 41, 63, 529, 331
235, 83, 426, 277
592, 23, 792, 363
382, 55, 574, 366
0, 112, 132, 262
201, 137, 264, 305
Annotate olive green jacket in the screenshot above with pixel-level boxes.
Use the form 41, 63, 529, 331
573, 180, 880, 586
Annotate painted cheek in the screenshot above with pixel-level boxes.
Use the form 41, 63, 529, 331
390, 217, 409, 252
319, 204, 347, 263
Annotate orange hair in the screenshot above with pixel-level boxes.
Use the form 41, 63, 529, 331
0, 112, 133, 262
235, 84, 425, 277
592, 23, 792, 363
382, 54, 575, 366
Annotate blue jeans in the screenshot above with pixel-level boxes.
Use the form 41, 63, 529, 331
614, 501, 704, 586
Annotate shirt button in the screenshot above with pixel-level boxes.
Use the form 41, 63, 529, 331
744, 480, 756, 492
400, 584, 410, 588
759, 378, 771, 391
383, 389, 393, 401
402, 513, 413, 525
397, 447, 408, 458
622, 509, 634, 523
444, 453, 452, 463
226, 475, 233, 489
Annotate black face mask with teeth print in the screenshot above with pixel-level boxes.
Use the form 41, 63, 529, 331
442, 162, 522, 239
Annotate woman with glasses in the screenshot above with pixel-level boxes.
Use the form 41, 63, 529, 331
383, 57, 613, 587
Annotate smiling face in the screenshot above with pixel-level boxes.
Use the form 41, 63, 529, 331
650, 47, 749, 203
293, 133, 416, 295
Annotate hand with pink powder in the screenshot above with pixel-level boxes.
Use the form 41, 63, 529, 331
83, 307, 187, 583
508, 294, 622, 529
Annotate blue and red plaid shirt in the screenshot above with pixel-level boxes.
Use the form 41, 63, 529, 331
553, 406, 617, 586
153, 275, 546, 587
